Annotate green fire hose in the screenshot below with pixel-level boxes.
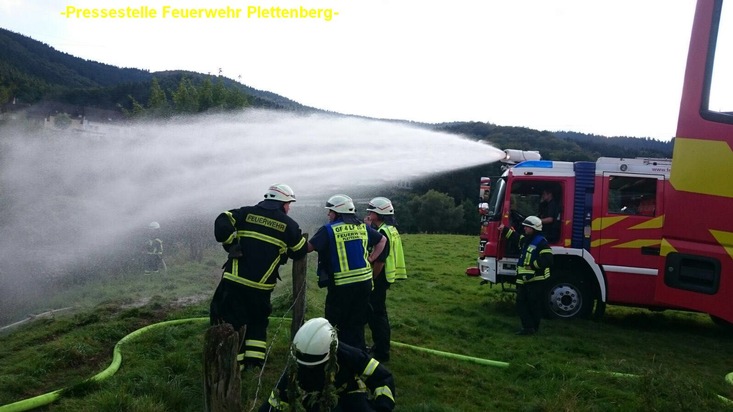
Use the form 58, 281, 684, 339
0, 317, 208, 412
1, 317, 731, 411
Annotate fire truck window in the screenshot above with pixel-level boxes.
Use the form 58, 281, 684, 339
608, 176, 657, 216
513, 194, 539, 218
708, 3, 733, 119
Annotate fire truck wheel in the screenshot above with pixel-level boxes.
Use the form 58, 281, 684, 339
543, 273, 593, 319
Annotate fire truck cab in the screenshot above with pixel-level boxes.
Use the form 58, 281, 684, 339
473, 150, 672, 320
469, 0, 733, 327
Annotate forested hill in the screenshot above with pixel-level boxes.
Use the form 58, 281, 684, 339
554, 131, 673, 159
432, 122, 674, 161
0, 27, 314, 113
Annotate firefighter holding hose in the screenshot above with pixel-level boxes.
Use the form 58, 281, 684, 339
210, 184, 307, 371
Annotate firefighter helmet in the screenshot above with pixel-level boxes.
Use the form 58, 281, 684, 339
325, 194, 355, 214
264, 184, 296, 202
522, 216, 543, 231
366, 197, 394, 215
148, 221, 160, 230
292, 317, 337, 366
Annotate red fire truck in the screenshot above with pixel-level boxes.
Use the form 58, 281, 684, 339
467, 0, 733, 326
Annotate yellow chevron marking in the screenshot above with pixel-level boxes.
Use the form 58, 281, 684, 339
710, 230, 733, 262
629, 215, 664, 230
670, 138, 733, 198
659, 238, 677, 257
590, 238, 617, 248
612, 239, 661, 249
592, 216, 627, 231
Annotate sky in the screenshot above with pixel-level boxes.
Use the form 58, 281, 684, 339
0, 0, 701, 141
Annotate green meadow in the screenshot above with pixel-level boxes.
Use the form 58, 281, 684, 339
1, 234, 732, 411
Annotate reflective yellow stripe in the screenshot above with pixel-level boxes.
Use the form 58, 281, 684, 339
239, 230, 286, 282
222, 232, 236, 246
291, 236, 306, 252
225, 211, 236, 226
352, 377, 367, 391
244, 350, 265, 360
268, 391, 287, 408
259, 256, 282, 284
246, 339, 266, 349
336, 236, 349, 274
226, 230, 286, 287
333, 267, 373, 285
221, 211, 237, 245
223, 272, 276, 290
523, 272, 550, 283
374, 385, 395, 402
378, 224, 407, 282
238, 230, 287, 250
517, 241, 551, 283
362, 358, 379, 377
325, 223, 373, 285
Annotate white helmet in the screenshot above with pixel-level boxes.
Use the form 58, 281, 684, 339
366, 197, 394, 215
148, 221, 160, 230
325, 194, 355, 214
522, 216, 543, 231
264, 184, 296, 203
292, 317, 337, 366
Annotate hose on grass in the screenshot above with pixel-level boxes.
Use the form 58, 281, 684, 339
1, 317, 731, 411
0, 317, 208, 412
390, 341, 509, 368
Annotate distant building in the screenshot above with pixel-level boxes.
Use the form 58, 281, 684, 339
2, 100, 128, 136
393, 180, 413, 190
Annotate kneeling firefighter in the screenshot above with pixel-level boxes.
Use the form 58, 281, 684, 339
260, 317, 396, 412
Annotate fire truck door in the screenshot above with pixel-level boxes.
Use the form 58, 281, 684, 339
597, 174, 664, 304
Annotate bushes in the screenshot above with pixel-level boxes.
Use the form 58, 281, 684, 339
392, 190, 477, 235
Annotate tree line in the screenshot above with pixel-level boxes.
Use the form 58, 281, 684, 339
122, 76, 249, 118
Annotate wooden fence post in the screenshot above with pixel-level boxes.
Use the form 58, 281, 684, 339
291, 233, 309, 340
203, 323, 245, 412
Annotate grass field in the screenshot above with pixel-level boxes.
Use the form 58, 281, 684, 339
1, 234, 732, 411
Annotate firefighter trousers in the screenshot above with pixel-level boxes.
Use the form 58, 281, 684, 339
210, 280, 272, 368
367, 275, 391, 361
516, 281, 544, 331
325, 280, 371, 351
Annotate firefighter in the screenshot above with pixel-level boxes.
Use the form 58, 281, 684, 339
365, 197, 407, 362
259, 317, 395, 412
499, 215, 553, 335
538, 188, 562, 242
307, 194, 386, 351
144, 221, 164, 274
210, 183, 307, 370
